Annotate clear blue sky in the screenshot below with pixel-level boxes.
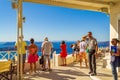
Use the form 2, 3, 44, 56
0, 0, 110, 42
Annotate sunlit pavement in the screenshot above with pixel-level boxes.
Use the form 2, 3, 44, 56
24, 63, 91, 80
23, 60, 120, 80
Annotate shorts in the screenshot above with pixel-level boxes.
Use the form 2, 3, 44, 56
18, 54, 26, 64
28, 53, 38, 63
79, 52, 87, 59
23, 54, 26, 63
74, 51, 79, 54
44, 55, 50, 60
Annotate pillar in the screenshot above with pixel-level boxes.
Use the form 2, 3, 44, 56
110, 2, 120, 72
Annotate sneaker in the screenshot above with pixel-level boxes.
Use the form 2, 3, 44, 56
90, 73, 97, 76
26, 72, 30, 75
30, 72, 35, 75
64, 64, 67, 66
42, 68, 46, 71
23, 72, 26, 74
61, 64, 64, 66
48, 69, 52, 71
88, 72, 92, 74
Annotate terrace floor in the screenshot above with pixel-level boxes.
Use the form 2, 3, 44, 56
22, 59, 120, 80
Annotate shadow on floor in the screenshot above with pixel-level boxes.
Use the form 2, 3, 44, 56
24, 68, 89, 80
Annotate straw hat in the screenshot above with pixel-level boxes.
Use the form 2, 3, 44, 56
82, 36, 86, 41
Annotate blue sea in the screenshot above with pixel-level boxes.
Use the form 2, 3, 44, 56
0, 41, 109, 59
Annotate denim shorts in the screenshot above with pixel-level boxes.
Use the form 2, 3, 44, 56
110, 56, 120, 67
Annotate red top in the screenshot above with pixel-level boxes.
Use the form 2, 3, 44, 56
60, 44, 67, 57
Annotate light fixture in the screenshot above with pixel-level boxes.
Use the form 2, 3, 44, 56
108, 2, 116, 7
101, 7, 109, 14
23, 17, 26, 23
12, 0, 18, 9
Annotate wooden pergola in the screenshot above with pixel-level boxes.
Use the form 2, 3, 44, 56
11, 0, 120, 80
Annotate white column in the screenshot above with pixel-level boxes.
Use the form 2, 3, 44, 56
117, 16, 120, 72
110, 2, 120, 72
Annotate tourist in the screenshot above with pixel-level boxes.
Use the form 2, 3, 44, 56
71, 44, 76, 61
41, 37, 53, 71
15, 35, 27, 74
79, 36, 88, 68
87, 32, 98, 76
70, 44, 74, 53
60, 40, 67, 66
110, 38, 120, 80
71, 44, 75, 56
85, 37, 89, 54
28, 38, 38, 74
74, 41, 80, 61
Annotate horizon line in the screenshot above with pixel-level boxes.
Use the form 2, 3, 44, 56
0, 40, 110, 42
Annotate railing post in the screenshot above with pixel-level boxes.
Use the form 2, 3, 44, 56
8, 51, 11, 60
54, 52, 58, 67
52, 51, 56, 67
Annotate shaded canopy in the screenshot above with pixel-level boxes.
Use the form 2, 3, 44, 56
23, 0, 120, 14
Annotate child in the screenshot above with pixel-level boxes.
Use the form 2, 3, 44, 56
110, 38, 120, 80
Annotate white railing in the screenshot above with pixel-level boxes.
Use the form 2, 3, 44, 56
0, 51, 17, 60
52, 51, 58, 67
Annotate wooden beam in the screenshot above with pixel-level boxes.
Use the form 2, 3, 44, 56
23, 0, 109, 12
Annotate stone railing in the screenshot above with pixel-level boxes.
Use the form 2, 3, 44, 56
0, 51, 76, 71
52, 52, 76, 67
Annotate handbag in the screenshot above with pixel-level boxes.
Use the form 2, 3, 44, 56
39, 56, 44, 65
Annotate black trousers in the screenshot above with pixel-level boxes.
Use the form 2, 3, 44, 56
88, 50, 96, 73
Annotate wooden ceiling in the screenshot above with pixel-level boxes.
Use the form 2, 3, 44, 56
23, 0, 119, 13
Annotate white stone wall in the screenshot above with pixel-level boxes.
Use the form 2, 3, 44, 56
110, 2, 120, 40
106, 2, 120, 70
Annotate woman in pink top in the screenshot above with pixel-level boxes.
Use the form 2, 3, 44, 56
60, 41, 67, 66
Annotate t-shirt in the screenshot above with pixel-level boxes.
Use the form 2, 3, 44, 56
41, 41, 53, 55
110, 46, 120, 56
111, 46, 117, 53
15, 41, 27, 54
28, 44, 38, 54
88, 37, 97, 50
79, 41, 87, 52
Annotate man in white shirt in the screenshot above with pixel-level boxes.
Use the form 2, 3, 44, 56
41, 37, 53, 71
79, 36, 88, 68
87, 32, 98, 76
